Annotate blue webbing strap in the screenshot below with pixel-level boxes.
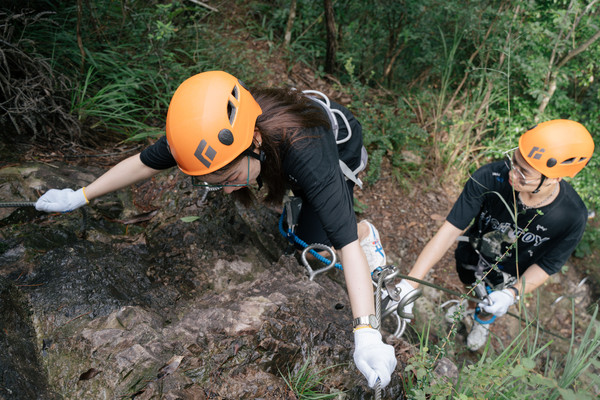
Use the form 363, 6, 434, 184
278, 210, 344, 271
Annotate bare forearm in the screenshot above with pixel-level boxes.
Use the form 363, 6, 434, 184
85, 154, 163, 200
409, 220, 463, 287
340, 240, 375, 318
515, 264, 550, 294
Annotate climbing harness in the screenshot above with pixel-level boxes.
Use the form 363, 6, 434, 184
456, 235, 521, 325
301, 90, 369, 189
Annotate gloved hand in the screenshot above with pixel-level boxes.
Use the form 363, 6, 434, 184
478, 288, 516, 317
35, 188, 88, 213
353, 327, 397, 388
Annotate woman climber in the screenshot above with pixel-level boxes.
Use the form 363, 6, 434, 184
35, 70, 397, 388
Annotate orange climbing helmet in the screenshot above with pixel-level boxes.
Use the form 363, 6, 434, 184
166, 71, 263, 175
518, 119, 594, 178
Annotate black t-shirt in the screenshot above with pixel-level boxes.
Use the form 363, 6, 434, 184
139, 136, 177, 170
139, 101, 363, 249
447, 161, 588, 276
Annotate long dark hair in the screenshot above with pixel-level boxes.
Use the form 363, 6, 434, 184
230, 87, 330, 205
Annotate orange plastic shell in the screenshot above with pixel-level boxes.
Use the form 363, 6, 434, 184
166, 71, 262, 175
518, 119, 594, 178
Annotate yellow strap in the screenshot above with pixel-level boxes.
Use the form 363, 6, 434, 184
353, 325, 372, 332
81, 187, 90, 203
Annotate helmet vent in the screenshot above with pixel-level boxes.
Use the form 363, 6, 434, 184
231, 86, 239, 99
560, 157, 576, 165
227, 101, 237, 125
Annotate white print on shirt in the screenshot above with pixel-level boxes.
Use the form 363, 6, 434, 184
536, 224, 548, 232
480, 211, 551, 253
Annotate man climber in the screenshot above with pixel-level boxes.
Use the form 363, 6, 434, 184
393, 119, 594, 350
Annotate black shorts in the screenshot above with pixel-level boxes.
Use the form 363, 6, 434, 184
293, 180, 355, 249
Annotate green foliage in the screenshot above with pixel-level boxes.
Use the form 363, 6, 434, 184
6, 2, 600, 396
10, 0, 600, 247
13, 0, 269, 141
280, 356, 345, 399
342, 81, 428, 184
245, 0, 327, 69
180, 216, 201, 223
575, 224, 600, 258
404, 303, 600, 400
353, 199, 368, 214
70, 66, 163, 138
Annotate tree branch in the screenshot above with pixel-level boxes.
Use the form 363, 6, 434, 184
284, 0, 297, 47
556, 28, 600, 69
187, 0, 219, 12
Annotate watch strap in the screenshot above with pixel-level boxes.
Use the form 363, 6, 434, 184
353, 315, 370, 328
353, 314, 378, 329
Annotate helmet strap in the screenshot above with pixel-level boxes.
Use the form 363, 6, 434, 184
241, 147, 265, 190
242, 148, 266, 162
532, 175, 546, 194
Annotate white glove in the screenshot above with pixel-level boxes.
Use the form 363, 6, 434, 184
478, 288, 516, 317
353, 327, 397, 388
35, 188, 88, 213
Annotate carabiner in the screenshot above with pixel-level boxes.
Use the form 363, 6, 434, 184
300, 243, 337, 281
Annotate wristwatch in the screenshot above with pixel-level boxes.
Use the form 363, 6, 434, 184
353, 314, 379, 330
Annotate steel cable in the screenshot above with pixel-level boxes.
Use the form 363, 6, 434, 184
0, 202, 88, 237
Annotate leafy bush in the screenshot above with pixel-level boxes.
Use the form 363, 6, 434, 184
405, 303, 600, 400
343, 80, 428, 184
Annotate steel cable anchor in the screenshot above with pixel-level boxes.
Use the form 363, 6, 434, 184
373, 265, 423, 338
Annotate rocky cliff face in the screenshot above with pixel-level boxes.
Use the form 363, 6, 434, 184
0, 163, 402, 399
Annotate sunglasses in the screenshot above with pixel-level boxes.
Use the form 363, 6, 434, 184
503, 147, 540, 185
191, 156, 250, 189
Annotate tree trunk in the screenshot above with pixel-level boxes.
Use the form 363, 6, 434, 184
323, 0, 337, 74
284, 0, 297, 47
76, 0, 85, 74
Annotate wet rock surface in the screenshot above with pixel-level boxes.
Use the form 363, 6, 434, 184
0, 276, 60, 400
0, 162, 399, 399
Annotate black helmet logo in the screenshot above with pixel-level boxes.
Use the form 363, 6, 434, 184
194, 139, 217, 168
